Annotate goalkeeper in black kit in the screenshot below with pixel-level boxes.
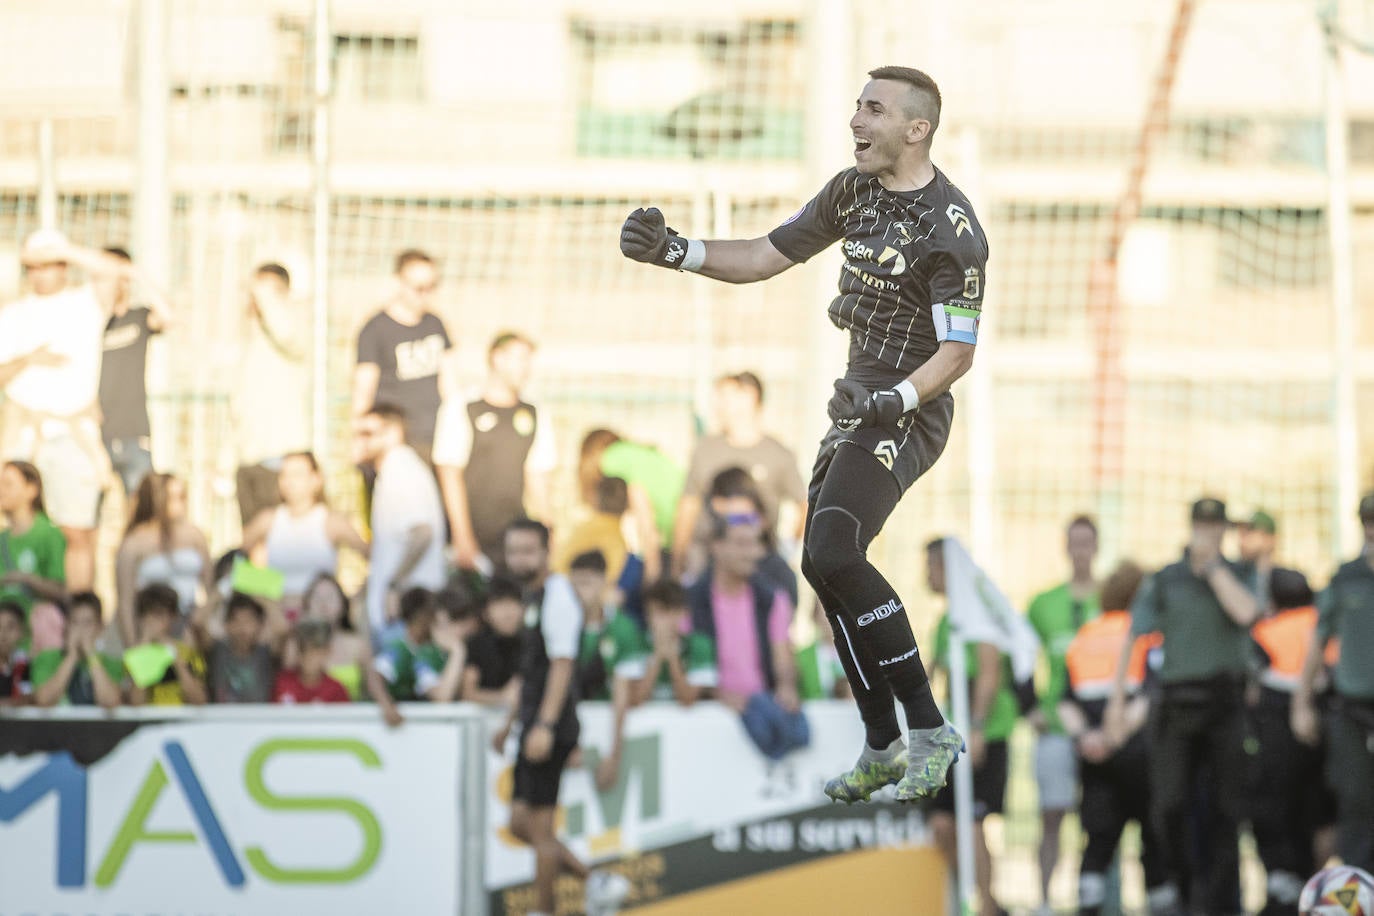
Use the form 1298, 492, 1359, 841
621, 66, 988, 803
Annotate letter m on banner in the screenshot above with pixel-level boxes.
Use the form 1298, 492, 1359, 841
0, 752, 87, 887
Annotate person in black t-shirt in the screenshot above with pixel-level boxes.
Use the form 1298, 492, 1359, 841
433, 331, 557, 572
461, 575, 526, 707
621, 65, 987, 805
351, 248, 454, 461
95, 246, 170, 499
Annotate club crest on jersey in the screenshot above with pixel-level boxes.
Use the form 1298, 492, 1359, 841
963, 267, 980, 299
946, 203, 971, 237
892, 222, 914, 245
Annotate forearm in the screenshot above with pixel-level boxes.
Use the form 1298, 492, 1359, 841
34, 657, 78, 707
536, 658, 574, 724
696, 238, 792, 284
367, 667, 399, 713
1056, 701, 1088, 738
524, 471, 551, 523
89, 660, 122, 709
1294, 633, 1326, 707
1208, 565, 1258, 626
391, 525, 434, 583
428, 652, 465, 703
175, 663, 207, 705
670, 497, 701, 571
664, 655, 701, 706
22, 576, 67, 604
970, 646, 999, 725
905, 341, 975, 403
772, 642, 799, 694
0, 353, 35, 389
608, 677, 632, 757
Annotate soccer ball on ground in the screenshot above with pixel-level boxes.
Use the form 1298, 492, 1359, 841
1300, 866, 1374, 916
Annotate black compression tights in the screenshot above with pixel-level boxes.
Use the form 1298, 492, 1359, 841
800, 442, 943, 750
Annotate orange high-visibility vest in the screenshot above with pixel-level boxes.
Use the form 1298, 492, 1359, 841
1251, 605, 1340, 693
1064, 610, 1162, 701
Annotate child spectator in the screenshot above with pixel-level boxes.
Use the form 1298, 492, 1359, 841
125, 583, 207, 706
0, 600, 31, 704
203, 592, 278, 703
372, 588, 462, 702
796, 597, 852, 701
30, 592, 122, 708
462, 576, 525, 707
274, 619, 351, 704
299, 574, 369, 698
435, 584, 482, 675
555, 477, 631, 584
634, 578, 716, 706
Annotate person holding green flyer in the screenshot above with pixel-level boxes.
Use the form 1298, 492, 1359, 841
0, 460, 68, 649
30, 592, 122, 708
124, 584, 207, 706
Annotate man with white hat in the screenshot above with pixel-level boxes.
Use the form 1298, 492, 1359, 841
0, 230, 138, 591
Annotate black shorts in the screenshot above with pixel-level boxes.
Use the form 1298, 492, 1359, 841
512, 736, 578, 808
926, 738, 1008, 819
807, 390, 954, 501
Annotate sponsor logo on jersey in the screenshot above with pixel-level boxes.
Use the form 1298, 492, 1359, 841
946, 203, 971, 237
873, 439, 898, 469
878, 246, 907, 275
878, 645, 920, 667
513, 408, 535, 437
842, 263, 900, 292
963, 267, 980, 299
857, 599, 904, 627
780, 205, 804, 226
474, 411, 498, 433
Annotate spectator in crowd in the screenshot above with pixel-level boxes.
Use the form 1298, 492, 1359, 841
1249, 567, 1333, 914
672, 371, 805, 577
578, 429, 685, 582
355, 404, 446, 638
687, 513, 807, 780
273, 619, 351, 704
433, 584, 482, 674
95, 245, 170, 500
636, 577, 715, 706
30, 591, 122, 709
555, 476, 631, 584
489, 517, 628, 916
351, 248, 455, 461
925, 537, 1017, 916
0, 600, 30, 704
241, 451, 369, 614
115, 472, 212, 647
463, 575, 525, 707
569, 549, 647, 791
1060, 561, 1172, 916
125, 583, 208, 706
1112, 497, 1258, 915
1026, 514, 1101, 913
1238, 508, 1280, 613
372, 587, 462, 702
434, 331, 557, 572
0, 460, 67, 647
0, 230, 132, 592
197, 592, 282, 704
796, 597, 851, 701
297, 574, 367, 698
232, 263, 311, 526
692, 467, 798, 606
1294, 492, 1374, 872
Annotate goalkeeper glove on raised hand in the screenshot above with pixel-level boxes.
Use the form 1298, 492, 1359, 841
827, 379, 911, 433
620, 207, 692, 270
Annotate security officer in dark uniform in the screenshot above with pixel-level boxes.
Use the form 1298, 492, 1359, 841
1293, 491, 1374, 871
1113, 497, 1259, 916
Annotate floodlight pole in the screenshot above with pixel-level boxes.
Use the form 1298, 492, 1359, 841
135, 0, 171, 464
311, 0, 333, 462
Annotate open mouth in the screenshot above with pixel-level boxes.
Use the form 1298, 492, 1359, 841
853, 136, 872, 156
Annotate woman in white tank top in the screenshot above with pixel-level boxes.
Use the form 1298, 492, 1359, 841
242, 452, 368, 613
115, 472, 212, 647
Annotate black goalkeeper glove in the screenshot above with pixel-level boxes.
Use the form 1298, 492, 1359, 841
827, 379, 910, 433
620, 207, 691, 269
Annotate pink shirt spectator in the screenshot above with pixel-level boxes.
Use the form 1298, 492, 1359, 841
710, 583, 792, 697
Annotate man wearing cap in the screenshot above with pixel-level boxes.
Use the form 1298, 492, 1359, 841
1109, 497, 1259, 915
1237, 509, 1279, 614
0, 231, 141, 591
1292, 492, 1374, 871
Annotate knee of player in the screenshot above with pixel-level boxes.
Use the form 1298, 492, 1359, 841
803, 516, 865, 582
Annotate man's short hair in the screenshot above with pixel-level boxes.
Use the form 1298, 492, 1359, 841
596, 476, 629, 515
103, 246, 133, 263
924, 536, 946, 555
1270, 568, 1315, 611
867, 65, 941, 132
1100, 561, 1144, 611
399, 587, 437, 624
67, 590, 103, 619
226, 592, 266, 623
0, 601, 26, 628
730, 371, 764, 404
570, 550, 608, 576
708, 466, 761, 502
1068, 515, 1098, 538
484, 575, 525, 607
366, 403, 409, 434
255, 262, 291, 288
135, 584, 180, 618
436, 584, 480, 623
642, 578, 688, 613
505, 516, 550, 550
489, 330, 534, 359
394, 248, 435, 274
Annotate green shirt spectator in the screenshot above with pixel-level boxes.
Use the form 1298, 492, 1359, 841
30, 648, 124, 706
933, 613, 1019, 741
374, 637, 448, 701
0, 511, 67, 617
1316, 556, 1374, 701
645, 629, 717, 701
796, 639, 846, 701
600, 440, 685, 549
1027, 583, 1099, 734
578, 608, 650, 701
